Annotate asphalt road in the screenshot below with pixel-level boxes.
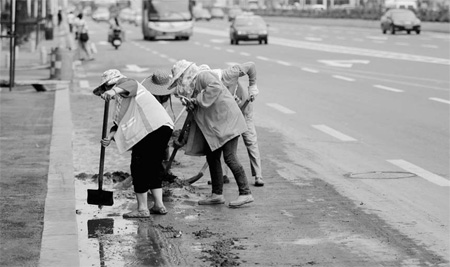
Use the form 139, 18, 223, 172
73, 17, 449, 266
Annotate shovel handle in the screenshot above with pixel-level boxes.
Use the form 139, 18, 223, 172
98, 100, 110, 191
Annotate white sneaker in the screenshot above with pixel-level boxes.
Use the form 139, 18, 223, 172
229, 195, 254, 208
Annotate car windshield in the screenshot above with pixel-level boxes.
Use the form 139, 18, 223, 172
391, 11, 416, 20
235, 16, 265, 27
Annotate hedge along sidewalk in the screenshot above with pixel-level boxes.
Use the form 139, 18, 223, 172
261, 16, 450, 34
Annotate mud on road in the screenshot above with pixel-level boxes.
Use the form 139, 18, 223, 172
70, 91, 447, 266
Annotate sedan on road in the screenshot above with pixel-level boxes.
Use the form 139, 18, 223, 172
92, 7, 110, 22
381, 9, 421, 34
230, 15, 268, 45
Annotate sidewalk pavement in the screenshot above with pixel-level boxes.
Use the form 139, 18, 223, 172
0, 25, 80, 266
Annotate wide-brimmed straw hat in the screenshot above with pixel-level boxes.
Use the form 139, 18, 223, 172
93, 69, 127, 95
167, 59, 194, 89
141, 70, 175, 96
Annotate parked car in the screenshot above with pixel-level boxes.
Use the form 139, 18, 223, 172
210, 7, 225, 19
228, 6, 243, 21
193, 8, 211, 21
230, 15, 268, 45
380, 9, 421, 34
92, 7, 110, 22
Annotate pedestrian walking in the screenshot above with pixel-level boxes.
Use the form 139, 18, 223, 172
211, 62, 264, 186
168, 60, 254, 208
67, 11, 75, 33
74, 13, 94, 61
93, 69, 174, 218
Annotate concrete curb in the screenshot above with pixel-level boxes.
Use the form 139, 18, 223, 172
39, 88, 79, 267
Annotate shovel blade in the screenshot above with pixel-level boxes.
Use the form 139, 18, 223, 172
87, 189, 114, 206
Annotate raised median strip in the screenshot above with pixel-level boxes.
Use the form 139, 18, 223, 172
39, 88, 79, 267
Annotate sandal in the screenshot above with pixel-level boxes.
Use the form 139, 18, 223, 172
123, 210, 150, 219
150, 207, 168, 215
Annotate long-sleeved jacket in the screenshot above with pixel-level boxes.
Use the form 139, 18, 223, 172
184, 71, 247, 155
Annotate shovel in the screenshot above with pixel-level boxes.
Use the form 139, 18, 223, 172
87, 100, 114, 206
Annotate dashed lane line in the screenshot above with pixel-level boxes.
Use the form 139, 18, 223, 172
193, 27, 450, 65
333, 75, 355, 82
373, 85, 404, 93
256, 56, 269, 61
226, 49, 235, 53
266, 103, 296, 114
429, 97, 450, 105
277, 60, 292, 66
387, 159, 450, 187
240, 52, 251, 56
422, 44, 438, 49
301, 67, 319, 73
312, 125, 357, 142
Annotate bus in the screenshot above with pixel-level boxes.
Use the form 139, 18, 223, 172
142, 0, 193, 41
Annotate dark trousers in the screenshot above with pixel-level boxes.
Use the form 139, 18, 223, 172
131, 126, 172, 193
206, 136, 251, 196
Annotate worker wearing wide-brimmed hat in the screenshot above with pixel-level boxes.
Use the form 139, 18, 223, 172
168, 60, 254, 208
93, 69, 174, 218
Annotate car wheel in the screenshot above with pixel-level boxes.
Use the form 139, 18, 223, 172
382, 29, 387, 34
235, 39, 239, 45
230, 39, 234, 45
259, 39, 262, 44
416, 30, 421, 34
407, 30, 411, 34
390, 25, 395, 35
264, 38, 268, 45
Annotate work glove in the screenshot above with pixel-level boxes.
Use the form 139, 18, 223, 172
101, 89, 116, 101
248, 84, 259, 100
180, 97, 197, 112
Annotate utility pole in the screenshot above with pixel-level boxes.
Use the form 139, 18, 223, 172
9, 0, 17, 91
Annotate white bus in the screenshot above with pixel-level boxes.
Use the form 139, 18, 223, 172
142, 0, 193, 41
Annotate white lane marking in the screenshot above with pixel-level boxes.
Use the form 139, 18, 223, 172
194, 41, 201, 45
266, 103, 296, 114
373, 41, 385, 44
395, 42, 409, 46
277, 60, 291, 66
240, 52, 251, 56
256, 56, 269, 61
98, 41, 109, 45
366, 36, 388, 41
301, 68, 319, 73
312, 125, 357, 142
226, 49, 235, 53
319, 59, 370, 68
305, 37, 322, 41
194, 27, 450, 65
79, 80, 89, 88
213, 46, 222, 50
422, 44, 438, 49
373, 85, 404, 93
333, 75, 355, 82
387, 159, 450, 187
160, 54, 167, 58
203, 44, 211, 48
168, 58, 177, 63
429, 97, 450, 105
353, 38, 364, 42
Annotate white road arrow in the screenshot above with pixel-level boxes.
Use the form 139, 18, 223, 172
124, 64, 149, 73
318, 59, 370, 68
